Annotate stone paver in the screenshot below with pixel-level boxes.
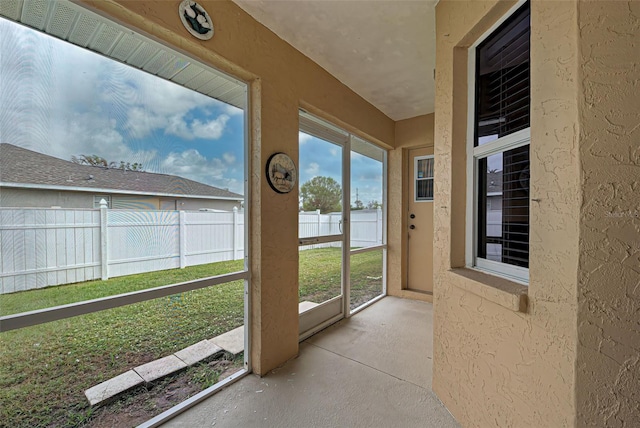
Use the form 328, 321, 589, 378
174, 339, 223, 366
298, 301, 319, 313
85, 370, 144, 406
210, 326, 245, 355
134, 355, 187, 383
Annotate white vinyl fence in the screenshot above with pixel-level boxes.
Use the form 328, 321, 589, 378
299, 209, 383, 249
0, 207, 382, 293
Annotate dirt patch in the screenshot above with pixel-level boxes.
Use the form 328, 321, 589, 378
87, 356, 242, 428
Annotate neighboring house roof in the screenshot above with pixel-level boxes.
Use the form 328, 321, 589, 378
486, 171, 502, 195
0, 143, 243, 200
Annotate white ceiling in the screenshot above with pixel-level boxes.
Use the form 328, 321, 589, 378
232, 0, 437, 121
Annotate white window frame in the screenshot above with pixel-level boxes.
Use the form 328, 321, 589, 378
465, 0, 530, 285
414, 155, 434, 202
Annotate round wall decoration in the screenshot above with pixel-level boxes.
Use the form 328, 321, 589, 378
266, 153, 297, 194
179, 0, 214, 40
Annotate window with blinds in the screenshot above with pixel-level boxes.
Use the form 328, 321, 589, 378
472, 1, 530, 281
415, 156, 434, 201
475, 2, 530, 146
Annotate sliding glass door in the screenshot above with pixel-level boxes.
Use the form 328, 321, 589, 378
298, 113, 347, 338
349, 138, 386, 312
298, 112, 386, 339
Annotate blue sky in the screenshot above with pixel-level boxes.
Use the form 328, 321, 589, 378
1, 18, 383, 204
299, 133, 383, 208
0, 18, 245, 194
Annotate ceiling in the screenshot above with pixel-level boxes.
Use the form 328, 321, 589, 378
232, 0, 437, 121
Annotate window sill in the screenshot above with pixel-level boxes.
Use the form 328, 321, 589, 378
449, 268, 528, 313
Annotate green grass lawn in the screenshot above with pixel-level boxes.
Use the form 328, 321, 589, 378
0, 248, 382, 427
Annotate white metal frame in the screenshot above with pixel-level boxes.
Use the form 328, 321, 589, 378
465, 0, 530, 284
297, 114, 348, 336
349, 148, 388, 316
414, 155, 434, 202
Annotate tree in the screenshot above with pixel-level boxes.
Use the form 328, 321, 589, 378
300, 176, 342, 214
72, 155, 144, 172
366, 200, 382, 210
351, 199, 364, 210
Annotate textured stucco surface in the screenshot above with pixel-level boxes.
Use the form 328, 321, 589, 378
79, 0, 395, 375
388, 114, 434, 302
433, 1, 581, 426
232, 0, 438, 120
576, 1, 640, 425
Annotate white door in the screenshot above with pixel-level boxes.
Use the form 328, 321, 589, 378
407, 149, 434, 293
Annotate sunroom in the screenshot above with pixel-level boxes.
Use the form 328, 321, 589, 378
0, 0, 637, 427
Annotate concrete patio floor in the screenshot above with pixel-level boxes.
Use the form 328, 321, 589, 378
163, 297, 458, 427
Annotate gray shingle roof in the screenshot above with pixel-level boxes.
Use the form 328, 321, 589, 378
0, 144, 242, 200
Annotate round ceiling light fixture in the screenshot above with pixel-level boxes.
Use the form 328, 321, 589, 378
179, 0, 214, 40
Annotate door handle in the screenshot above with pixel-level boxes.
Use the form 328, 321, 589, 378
409, 225, 416, 230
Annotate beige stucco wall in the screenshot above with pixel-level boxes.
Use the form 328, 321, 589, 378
79, 0, 395, 375
433, 0, 581, 426
576, 1, 640, 425
388, 114, 434, 302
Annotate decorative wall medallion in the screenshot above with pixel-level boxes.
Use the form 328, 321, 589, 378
266, 153, 297, 194
179, 0, 214, 40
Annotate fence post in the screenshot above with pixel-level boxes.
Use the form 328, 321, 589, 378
179, 210, 187, 268
376, 207, 382, 244
100, 199, 109, 280
316, 209, 321, 237
232, 207, 238, 260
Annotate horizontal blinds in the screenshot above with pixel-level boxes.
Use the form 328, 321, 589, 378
477, 145, 529, 268
475, 2, 530, 143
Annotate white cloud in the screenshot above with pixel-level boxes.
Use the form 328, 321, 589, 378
125, 107, 169, 139
125, 109, 230, 141
164, 114, 193, 140
223, 152, 236, 164
305, 162, 320, 176
224, 104, 244, 116
159, 149, 243, 194
191, 115, 229, 139
299, 132, 313, 144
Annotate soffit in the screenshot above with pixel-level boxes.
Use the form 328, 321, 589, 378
232, 0, 437, 121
